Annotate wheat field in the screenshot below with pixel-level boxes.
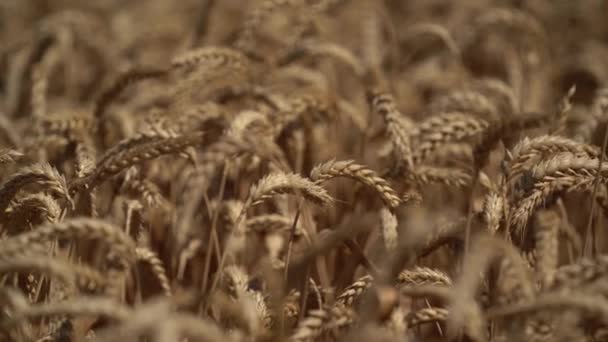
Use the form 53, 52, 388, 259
2, 1, 608, 341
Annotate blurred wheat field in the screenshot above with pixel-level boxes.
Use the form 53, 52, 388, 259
3, 0, 608, 341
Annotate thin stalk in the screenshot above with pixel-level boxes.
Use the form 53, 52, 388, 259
283, 203, 303, 282
584, 123, 608, 257
344, 239, 379, 277
201, 161, 230, 304
463, 170, 480, 261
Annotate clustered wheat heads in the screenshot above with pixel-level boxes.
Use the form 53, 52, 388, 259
4, 2, 608, 342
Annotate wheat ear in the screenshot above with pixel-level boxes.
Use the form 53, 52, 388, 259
135, 247, 172, 297
0, 163, 70, 214
310, 159, 405, 209
368, 90, 414, 171
0, 218, 136, 264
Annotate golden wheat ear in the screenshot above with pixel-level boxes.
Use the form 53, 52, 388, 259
310, 159, 405, 209
509, 153, 608, 239
0, 218, 136, 266
247, 172, 334, 208
0, 163, 71, 215
368, 91, 415, 172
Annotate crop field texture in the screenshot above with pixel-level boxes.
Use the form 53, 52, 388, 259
1, 1, 608, 341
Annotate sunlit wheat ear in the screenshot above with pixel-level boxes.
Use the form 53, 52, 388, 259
407, 307, 449, 328
335, 275, 374, 307
411, 112, 489, 165
0, 256, 106, 292
508, 135, 600, 182
170, 46, 249, 72
283, 289, 301, 320
380, 207, 398, 252
96, 123, 180, 167
247, 172, 333, 208
473, 110, 555, 170
0, 163, 71, 215
86, 132, 206, 189
407, 165, 473, 188
290, 305, 356, 342
483, 191, 505, 233
310, 159, 406, 209
223, 265, 250, 297
39, 113, 93, 139
228, 109, 270, 138
509, 153, 608, 238
73, 134, 96, 178
4, 193, 61, 233
0, 218, 136, 265
246, 214, 293, 234
135, 247, 171, 297
246, 290, 273, 331
398, 267, 452, 286
368, 90, 414, 171
533, 209, 559, 289
275, 94, 332, 134
121, 179, 164, 208
0, 149, 22, 164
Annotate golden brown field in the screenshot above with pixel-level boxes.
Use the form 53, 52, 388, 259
2, 0, 608, 341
